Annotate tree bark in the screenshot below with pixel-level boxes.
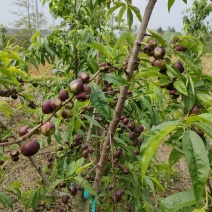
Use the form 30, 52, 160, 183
93, 0, 157, 194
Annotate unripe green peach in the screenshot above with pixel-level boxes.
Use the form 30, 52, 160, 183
61, 109, 73, 119
68, 79, 84, 94
153, 46, 165, 59
41, 122, 55, 136
148, 39, 157, 49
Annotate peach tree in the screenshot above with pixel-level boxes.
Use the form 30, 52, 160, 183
0, 0, 212, 211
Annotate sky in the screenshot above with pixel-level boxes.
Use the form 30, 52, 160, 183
0, 0, 205, 32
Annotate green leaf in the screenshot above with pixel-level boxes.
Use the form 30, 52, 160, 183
194, 73, 212, 81
140, 123, 177, 181
156, 78, 172, 86
148, 29, 166, 46
0, 192, 13, 209
81, 114, 102, 129
7, 50, 28, 66
67, 115, 75, 145
28, 56, 38, 70
76, 158, 85, 167
107, 3, 124, 18
75, 116, 86, 129
193, 209, 206, 212
117, 5, 126, 25
92, 0, 96, 5
166, 64, 183, 81
184, 81, 195, 111
0, 101, 13, 119
163, 31, 181, 44
169, 148, 184, 167
0, 67, 19, 87
31, 31, 40, 43
73, 176, 97, 196
130, 5, 142, 21
186, 113, 212, 125
196, 93, 212, 113
0, 129, 12, 139
179, 35, 203, 58
47, 136, 52, 145
150, 177, 165, 192
112, 32, 130, 56
182, 130, 209, 203
192, 122, 212, 139
158, 188, 196, 212
49, 179, 64, 191
131, 174, 141, 198
141, 96, 153, 121
8, 66, 27, 79
165, 128, 184, 145
7, 181, 21, 199
86, 42, 110, 59
168, 0, 175, 12
175, 52, 201, 73
75, 162, 93, 174
103, 73, 128, 86
44, 44, 55, 58
127, 8, 133, 28
31, 190, 39, 211
173, 81, 187, 95
90, 83, 112, 120
144, 176, 155, 194
66, 161, 76, 177
26, 190, 39, 209
138, 71, 168, 78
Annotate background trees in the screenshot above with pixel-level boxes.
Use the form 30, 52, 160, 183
183, 0, 212, 43
10, 0, 48, 47
0, 25, 7, 50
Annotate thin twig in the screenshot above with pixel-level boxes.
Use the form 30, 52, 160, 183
207, 179, 212, 194
109, 133, 117, 212
46, 190, 71, 198
0, 94, 74, 147
78, 164, 98, 189
0, 118, 51, 186
89, 70, 101, 82
86, 109, 96, 145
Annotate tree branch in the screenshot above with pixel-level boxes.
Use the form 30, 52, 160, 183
0, 118, 51, 186
0, 94, 74, 147
93, 0, 157, 193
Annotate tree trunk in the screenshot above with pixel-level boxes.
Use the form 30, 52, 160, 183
93, 0, 157, 194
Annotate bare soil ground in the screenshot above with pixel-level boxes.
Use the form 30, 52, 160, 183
1, 54, 212, 211
201, 53, 212, 75
28, 63, 52, 78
